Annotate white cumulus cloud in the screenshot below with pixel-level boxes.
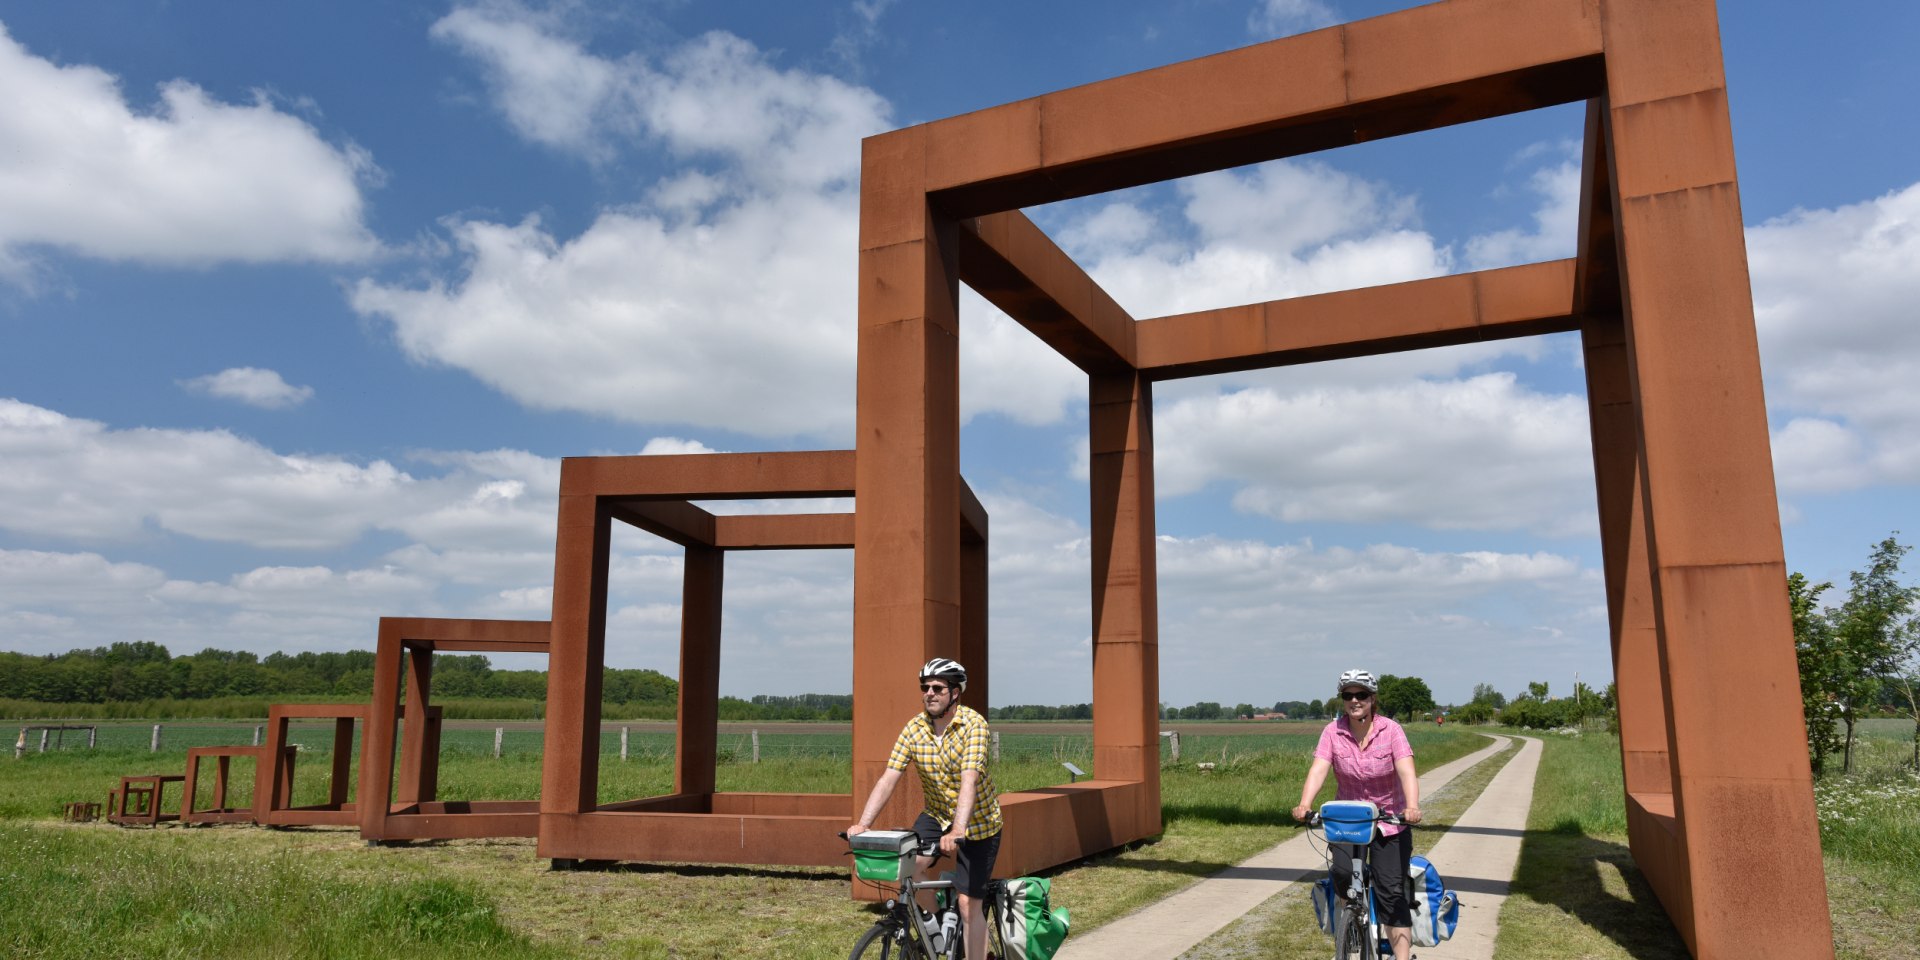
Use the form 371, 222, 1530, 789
0, 22, 379, 283
179, 367, 316, 409
1248, 0, 1340, 38
1751, 181, 1920, 492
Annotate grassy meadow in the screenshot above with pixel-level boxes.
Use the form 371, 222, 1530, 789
1, 719, 1485, 959
5, 718, 1914, 958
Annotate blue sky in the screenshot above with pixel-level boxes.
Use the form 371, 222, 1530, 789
1, 0, 1915, 707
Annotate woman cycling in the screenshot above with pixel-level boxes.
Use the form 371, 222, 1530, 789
1293, 669, 1423, 960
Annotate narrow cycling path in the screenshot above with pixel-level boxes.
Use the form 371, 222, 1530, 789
1056, 735, 1515, 960
1399, 734, 1541, 960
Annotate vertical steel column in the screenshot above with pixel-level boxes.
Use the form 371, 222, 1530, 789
676, 544, 725, 799
852, 126, 964, 835
543, 480, 613, 823
1601, 1, 1832, 952
1089, 369, 1161, 835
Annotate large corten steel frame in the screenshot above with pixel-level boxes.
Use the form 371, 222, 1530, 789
854, 0, 1830, 955
538, 451, 991, 870
359, 617, 552, 842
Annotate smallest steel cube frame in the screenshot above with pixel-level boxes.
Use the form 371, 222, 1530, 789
109, 774, 184, 826
182, 745, 263, 825
359, 616, 552, 843
256, 703, 365, 828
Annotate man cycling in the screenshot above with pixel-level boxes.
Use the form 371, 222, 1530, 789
850, 658, 1002, 960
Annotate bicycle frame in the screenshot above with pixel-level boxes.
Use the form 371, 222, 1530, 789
845, 837, 1004, 960
1309, 808, 1404, 960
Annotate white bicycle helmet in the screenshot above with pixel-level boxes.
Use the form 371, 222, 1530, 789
1337, 669, 1379, 693
919, 657, 968, 692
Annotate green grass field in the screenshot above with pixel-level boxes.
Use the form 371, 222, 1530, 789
4, 720, 1915, 958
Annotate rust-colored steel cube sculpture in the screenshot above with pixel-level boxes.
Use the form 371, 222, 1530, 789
538, 450, 989, 876
854, 0, 1830, 953
255, 703, 365, 827
359, 617, 551, 843
182, 746, 262, 825
109, 774, 183, 826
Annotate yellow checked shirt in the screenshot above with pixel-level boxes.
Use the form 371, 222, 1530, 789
886, 704, 1003, 840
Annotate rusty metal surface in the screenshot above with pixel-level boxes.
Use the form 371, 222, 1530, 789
182, 746, 261, 825
256, 704, 364, 827
108, 774, 182, 826
359, 617, 553, 842
538, 450, 990, 879
855, 0, 1829, 947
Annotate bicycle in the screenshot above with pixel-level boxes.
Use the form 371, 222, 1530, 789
844, 830, 1008, 960
1307, 801, 1410, 960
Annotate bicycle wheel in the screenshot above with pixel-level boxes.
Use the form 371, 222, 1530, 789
981, 899, 1009, 960
1333, 901, 1376, 960
850, 920, 914, 960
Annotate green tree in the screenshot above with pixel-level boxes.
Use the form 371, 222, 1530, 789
1525, 680, 1549, 700
1830, 535, 1919, 772
1234, 703, 1256, 719
1789, 571, 1842, 775
1376, 675, 1435, 719
1469, 683, 1506, 709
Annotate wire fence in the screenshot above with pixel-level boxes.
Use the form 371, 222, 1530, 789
13, 721, 1325, 767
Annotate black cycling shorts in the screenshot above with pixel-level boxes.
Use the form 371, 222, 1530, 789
912, 811, 1001, 899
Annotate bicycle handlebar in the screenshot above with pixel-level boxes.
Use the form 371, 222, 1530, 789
1305, 812, 1408, 826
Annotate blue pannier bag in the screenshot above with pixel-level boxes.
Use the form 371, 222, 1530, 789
1318, 800, 1380, 845
1407, 855, 1461, 947
1310, 873, 1337, 933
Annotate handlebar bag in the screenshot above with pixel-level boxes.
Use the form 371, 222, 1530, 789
1319, 800, 1381, 845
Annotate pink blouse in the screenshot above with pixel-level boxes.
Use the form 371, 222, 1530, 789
1313, 714, 1414, 837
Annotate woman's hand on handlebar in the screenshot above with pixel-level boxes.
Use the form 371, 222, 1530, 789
1291, 804, 1312, 822
846, 823, 869, 837
1402, 806, 1423, 825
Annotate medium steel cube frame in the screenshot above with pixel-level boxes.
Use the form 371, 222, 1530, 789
538, 450, 988, 879
256, 703, 365, 827
359, 617, 552, 843
182, 746, 263, 825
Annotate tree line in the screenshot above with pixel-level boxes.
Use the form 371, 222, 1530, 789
0, 641, 678, 708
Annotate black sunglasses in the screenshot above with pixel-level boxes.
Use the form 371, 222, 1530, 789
1339, 690, 1373, 701
920, 683, 951, 694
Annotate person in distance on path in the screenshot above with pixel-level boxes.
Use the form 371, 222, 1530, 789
849, 658, 1003, 960
1293, 668, 1424, 960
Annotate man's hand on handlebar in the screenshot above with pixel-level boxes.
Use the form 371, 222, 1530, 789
939, 827, 962, 855
846, 823, 869, 837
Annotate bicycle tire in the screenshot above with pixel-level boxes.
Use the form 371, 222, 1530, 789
1333, 901, 1376, 960
981, 897, 1009, 960
851, 920, 915, 960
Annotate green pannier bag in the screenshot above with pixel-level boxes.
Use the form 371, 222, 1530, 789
997, 877, 1070, 960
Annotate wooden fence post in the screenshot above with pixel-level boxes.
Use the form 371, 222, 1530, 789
620, 726, 629, 762
150, 724, 162, 753
494, 727, 504, 759
751, 729, 760, 764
